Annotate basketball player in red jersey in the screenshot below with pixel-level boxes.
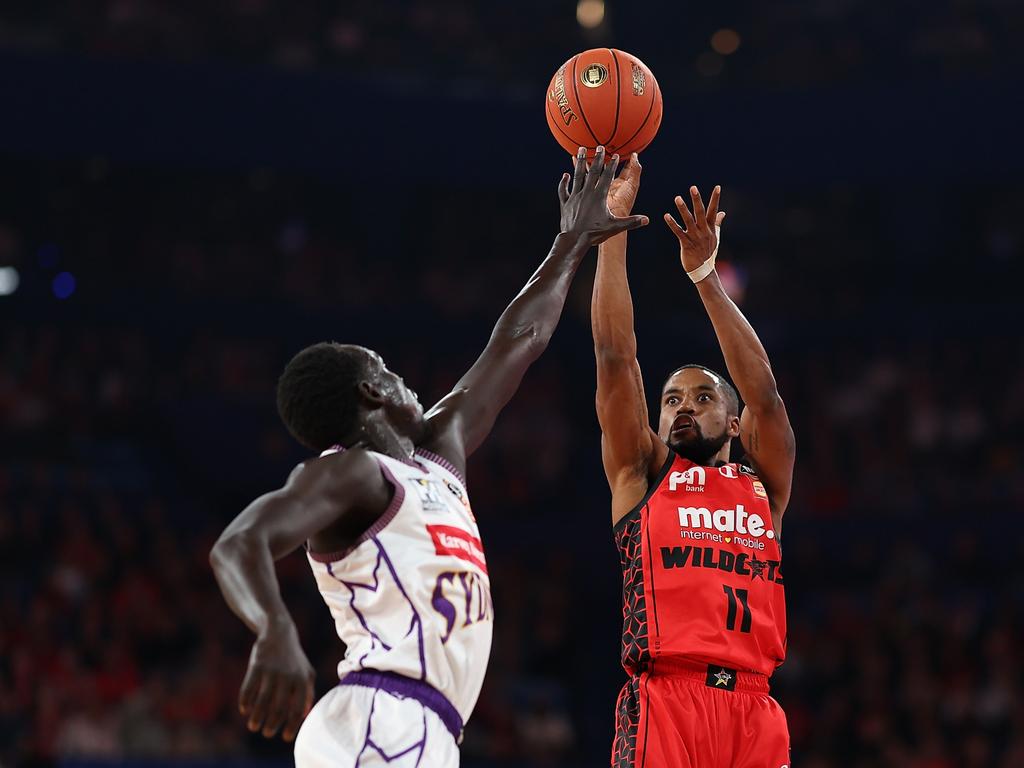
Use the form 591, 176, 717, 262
593, 156, 796, 768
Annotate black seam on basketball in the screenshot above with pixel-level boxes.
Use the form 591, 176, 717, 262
616, 74, 659, 153
571, 55, 601, 147
609, 48, 622, 147
547, 97, 586, 152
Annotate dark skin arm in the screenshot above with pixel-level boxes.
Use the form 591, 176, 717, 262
591, 155, 669, 524
209, 448, 391, 741
423, 146, 649, 476
210, 149, 648, 742
665, 187, 796, 524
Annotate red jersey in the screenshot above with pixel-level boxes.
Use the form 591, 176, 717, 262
614, 451, 787, 677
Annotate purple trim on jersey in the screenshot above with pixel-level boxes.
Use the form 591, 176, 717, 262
327, 559, 393, 668
342, 669, 464, 745
325, 443, 424, 473
415, 448, 466, 487
373, 534, 428, 681
307, 459, 407, 563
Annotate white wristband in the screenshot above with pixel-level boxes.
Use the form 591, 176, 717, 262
686, 224, 721, 284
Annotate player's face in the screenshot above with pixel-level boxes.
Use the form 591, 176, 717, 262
658, 368, 739, 465
365, 351, 426, 433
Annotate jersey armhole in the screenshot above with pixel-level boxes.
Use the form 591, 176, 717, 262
307, 457, 405, 563
612, 449, 676, 534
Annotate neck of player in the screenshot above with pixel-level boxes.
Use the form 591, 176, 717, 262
351, 415, 416, 461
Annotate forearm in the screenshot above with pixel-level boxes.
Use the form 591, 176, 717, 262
490, 231, 589, 351
210, 529, 294, 637
695, 272, 780, 409
592, 233, 638, 358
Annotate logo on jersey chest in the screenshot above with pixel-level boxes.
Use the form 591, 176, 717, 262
668, 464, 746, 494
412, 478, 448, 512
677, 503, 775, 550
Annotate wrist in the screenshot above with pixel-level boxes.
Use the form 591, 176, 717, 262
257, 611, 296, 640
694, 270, 726, 297
553, 231, 589, 257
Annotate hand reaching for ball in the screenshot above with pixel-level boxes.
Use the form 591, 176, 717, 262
606, 153, 642, 218
559, 146, 649, 247
664, 185, 726, 275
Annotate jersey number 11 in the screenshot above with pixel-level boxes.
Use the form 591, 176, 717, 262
722, 585, 752, 633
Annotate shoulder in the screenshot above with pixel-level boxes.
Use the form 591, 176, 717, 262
288, 448, 391, 506
419, 398, 469, 480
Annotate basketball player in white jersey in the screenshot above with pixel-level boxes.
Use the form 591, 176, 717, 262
209, 147, 648, 767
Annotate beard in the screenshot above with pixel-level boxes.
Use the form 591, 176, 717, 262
668, 423, 731, 465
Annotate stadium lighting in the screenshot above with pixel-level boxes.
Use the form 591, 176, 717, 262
577, 0, 605, 29
0, 266, 19, 296
711, 28, 741, 55
52, 271, 76, 299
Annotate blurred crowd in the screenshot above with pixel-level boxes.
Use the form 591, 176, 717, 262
1, 153, 1022, 768
1, 0, 1022, 88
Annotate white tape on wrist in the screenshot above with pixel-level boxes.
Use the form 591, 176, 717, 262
686, 224, 721, 284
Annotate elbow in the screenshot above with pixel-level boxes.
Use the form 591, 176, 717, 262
494, 320, 549, 359
744, 391, 786, 416
594, 344, 635, 369
209, 529, 258, 572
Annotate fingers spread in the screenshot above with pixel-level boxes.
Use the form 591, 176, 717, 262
664, 213, 686, 239
572, 147, 587, 193
674, 195, 696, 228
558, 173, 570, 204
690, 186, 706, 223
706, 185, 721, 227
589, 146, 606, 187
624, 214, 649, 231
716, 211, 726, 226
282, 679, 314, 743
622, 153, 642, 184
598, 153, 620, 193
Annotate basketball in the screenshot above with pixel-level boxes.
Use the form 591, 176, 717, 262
545, 48, 662, 159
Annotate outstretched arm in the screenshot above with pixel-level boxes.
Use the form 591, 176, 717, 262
424, 147, 649, 471
665, 187, 796, 518
591, 155, 668, 523
209, 449, 391, 741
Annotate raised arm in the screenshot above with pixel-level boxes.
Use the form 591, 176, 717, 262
424, 147, 648, 470
209, 449, 391, 742
591, 155, 668, 523
665, 186, 796, 518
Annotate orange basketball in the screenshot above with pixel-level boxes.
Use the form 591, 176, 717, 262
545, 48, 662, 159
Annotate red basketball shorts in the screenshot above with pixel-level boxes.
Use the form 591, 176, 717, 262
612, 659, 790, 768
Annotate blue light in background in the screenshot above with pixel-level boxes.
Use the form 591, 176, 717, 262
52, 271, 76, 299
38, 243, 60, 268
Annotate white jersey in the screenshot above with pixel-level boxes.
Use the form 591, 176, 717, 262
306, 446, 493, 724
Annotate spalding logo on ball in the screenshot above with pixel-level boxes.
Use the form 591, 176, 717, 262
546, 48, 663, 159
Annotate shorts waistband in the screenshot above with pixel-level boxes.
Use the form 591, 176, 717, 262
339, 669, 464, 744
649, 657, 770, 694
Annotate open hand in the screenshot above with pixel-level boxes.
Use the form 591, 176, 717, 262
238, 621, 315, 742
664, 185, 726, 273
559, 146, 649, 246
606, 153, 642, 218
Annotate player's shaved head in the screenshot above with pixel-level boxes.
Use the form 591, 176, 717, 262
663, 364, 740, 417
277, 342, 374, 452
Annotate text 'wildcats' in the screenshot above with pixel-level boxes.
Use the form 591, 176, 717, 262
660, 546, 784, 585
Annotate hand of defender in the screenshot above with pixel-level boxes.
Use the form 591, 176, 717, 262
238, 621, 315, 742
559, 146, 649, 246
664, 185, 726, 274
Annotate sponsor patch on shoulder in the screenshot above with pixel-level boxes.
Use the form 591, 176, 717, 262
752, 480, 768, 498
